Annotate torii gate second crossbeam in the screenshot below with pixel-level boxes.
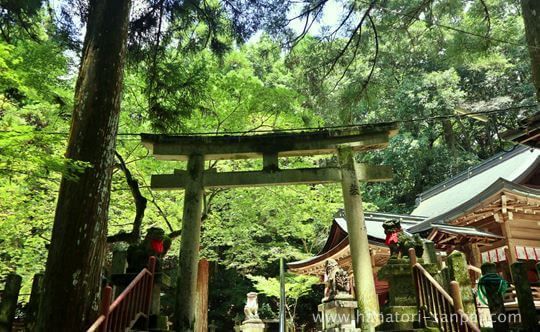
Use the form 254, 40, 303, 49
141, 122, 399, 331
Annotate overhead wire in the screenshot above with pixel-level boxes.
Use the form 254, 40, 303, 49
0, 103, 536, 137
0, 3, 536, 138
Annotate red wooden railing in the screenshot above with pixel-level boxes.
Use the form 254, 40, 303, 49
87, 256, 156, 332
410, 249, 479, 332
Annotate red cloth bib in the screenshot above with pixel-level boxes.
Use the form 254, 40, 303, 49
151, 239, 164, 254
385, 232, 399, 246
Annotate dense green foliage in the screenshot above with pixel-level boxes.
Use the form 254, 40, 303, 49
0, 0, 536, 328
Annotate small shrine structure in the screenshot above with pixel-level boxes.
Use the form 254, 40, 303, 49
288, 212, 426, 304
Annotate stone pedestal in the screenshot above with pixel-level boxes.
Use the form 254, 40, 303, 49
447, 251, 476, 323
510, 261, 537, 330
379, 306, 419, 331
377, 258, 419, 330
151, 273, 171, 330
111, 249, 128, 297
151, 273, 170, 315
422, 241, 437, 264
378, 258, 416, 307
318, 297, 360, 331
240, 320, 265, 332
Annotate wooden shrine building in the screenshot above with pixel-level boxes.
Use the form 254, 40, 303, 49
290, 145, 540, 304
409, 145, 540, 277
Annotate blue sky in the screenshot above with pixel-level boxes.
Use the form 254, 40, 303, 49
49, 0, 348, 45
288, 0, 345, 35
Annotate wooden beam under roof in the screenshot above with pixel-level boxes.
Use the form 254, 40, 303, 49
141, 123, 399, 161
500, 111, 540, 148
151, 164, 393, 190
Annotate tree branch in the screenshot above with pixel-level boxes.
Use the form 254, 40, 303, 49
169, 229, 182, 239
322, 0, 376, 81
289, 3, 326, 48
107, 151, 147, 243
135, 169, 176, 233
107, 151, 181, 242
287, 0, 329, 23
352, 12, 379, 103
327, 4, 356, 39
478, 0, 491, 42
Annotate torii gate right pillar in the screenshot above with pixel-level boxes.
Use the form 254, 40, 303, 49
338, 146, 380, 331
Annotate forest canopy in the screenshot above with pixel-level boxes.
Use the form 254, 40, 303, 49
0, 0, 537, 329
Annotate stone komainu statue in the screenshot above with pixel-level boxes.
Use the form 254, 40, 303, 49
382, 219, 424, 258
126, 227, 171, 273
243, 292, 260, 321
382, 219, 401, 257
324, 259, 351, 300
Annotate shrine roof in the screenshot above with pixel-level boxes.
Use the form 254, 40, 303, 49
409, 178, 540, 233
427, 224, 504, 250
333, 213, 426, 243
288, 212, 425, 269
412, 146, 540, 219
140, 123, 398, 161
429, 224, 503, 239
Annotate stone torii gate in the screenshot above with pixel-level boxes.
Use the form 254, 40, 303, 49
141, 123, 398, 331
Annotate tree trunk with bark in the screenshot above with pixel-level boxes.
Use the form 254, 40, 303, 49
36, 0, 131, 330
442, 119, 456, 155
522, 0, 540, 102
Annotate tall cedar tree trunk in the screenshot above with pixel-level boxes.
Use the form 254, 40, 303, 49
522, 0, 540, 102
36, 0, 131, 330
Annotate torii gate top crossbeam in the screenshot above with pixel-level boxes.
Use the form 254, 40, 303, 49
141, 123, 398, 161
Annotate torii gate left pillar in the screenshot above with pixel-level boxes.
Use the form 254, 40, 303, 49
175, 154, 204, 330
142, 123, 398, 331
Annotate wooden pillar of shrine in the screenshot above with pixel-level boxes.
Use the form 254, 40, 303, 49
175, 154, 205, 331
337, 146, 380, 331
463, 243, 482, 268
500, 212, 518, 265
195, 259, 210, 332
